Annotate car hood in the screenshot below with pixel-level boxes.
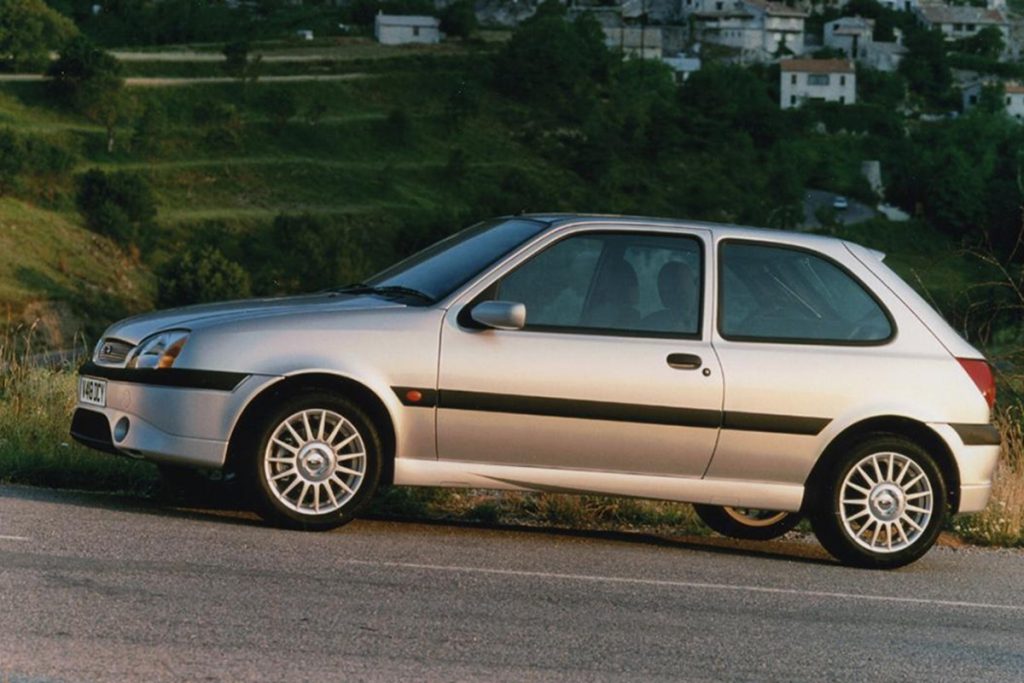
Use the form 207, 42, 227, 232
103, 293, 407, 345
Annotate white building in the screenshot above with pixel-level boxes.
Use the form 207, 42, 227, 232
689, 0, 806, 61
824, 16, 874, 59
962, 80, 1024, 119
877, 0, 918, 11
603, 27, 664, 59
663, 54, 702, 82
780, 59, 856, 109
914, 4, 1009, 46
1007, 84, 1024, 120
374, 13, 442, 45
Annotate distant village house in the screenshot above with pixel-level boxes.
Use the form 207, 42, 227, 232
914, 4, 1009, 48
780, 59, 856, 109
374, 13, 442, 45
687, 0, 806, 62
603, 26, 664, 59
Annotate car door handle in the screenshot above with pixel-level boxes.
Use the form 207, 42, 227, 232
666, 353, 702, 370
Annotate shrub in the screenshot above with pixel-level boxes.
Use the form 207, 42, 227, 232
158, 247, 252, 307
75, 169, 158, 252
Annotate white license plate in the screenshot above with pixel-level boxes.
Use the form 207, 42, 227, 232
79, 377, 107, 407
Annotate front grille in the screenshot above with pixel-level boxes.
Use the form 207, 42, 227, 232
96, 338, 133, 365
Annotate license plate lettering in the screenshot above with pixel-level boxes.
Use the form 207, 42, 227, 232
79, 378, 107, 407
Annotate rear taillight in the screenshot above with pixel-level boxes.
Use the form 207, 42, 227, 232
957, 358, 996, 410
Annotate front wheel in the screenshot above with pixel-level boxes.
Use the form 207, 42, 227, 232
694, 505, 801, 541
247, 392, 382, 531
810, 434, 946, 569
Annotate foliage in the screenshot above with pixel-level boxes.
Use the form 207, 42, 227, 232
440, 0, 476, 39
0, 128, 75, 196
494, 1, 611, 121
262, 89, 297, 129
259, 213, 374, 294
953, 26, 1005, 60
222, 40, 251, 80
75, 169, 158, 252
158, 246, 252, 307
900, 27, 952, 106
344, 0, 434, 26
0, 0, 77, 71
47, 35, 132, 151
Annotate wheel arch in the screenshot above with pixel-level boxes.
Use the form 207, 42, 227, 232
225, 372, 397, 486
802, 415, 961, 515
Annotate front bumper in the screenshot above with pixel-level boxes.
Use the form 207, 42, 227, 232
71, 367, 279, 469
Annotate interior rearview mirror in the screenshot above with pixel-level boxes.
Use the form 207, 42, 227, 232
470, 301, 526, 331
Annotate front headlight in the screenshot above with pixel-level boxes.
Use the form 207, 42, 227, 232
126, 330, 190, 369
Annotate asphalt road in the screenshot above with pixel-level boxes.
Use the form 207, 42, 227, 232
802, 189, 877, 228
2, 485, 1023, 683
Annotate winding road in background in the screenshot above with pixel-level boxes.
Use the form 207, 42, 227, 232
1, 484, 1023, 682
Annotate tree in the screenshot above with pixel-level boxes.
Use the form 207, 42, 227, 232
440, 0, 476, 39
494, 1, 612, 121
0, 0, 77, 71
263, 89, 297, 130
158, 247, 252, 307
47, 36, 133, 151
222, 40, 250, 80
955, 27, 1005, 60
75, 169, 158, 252
900, 27, 952, 105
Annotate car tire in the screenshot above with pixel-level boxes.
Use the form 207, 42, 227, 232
810, 434, 947, 569
693, 505, 802, 541
246, 391, 382, 531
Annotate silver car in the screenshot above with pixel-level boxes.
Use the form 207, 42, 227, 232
72, 215, 1000, 568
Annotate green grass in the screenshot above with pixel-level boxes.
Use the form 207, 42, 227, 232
0, 198, 154, 337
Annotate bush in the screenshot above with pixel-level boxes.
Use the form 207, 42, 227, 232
75, 169, 158, 252
158, 247, 252, 307
261, 214, 374, 294
0, 128, 75, 196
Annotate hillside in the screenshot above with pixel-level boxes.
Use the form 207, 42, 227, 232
0, 34, 1011, 348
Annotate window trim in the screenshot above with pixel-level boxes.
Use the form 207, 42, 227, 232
459, 229, 708, 341
715, 238, 897, 347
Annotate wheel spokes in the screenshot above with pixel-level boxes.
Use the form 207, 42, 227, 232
839, 451, 934, 553
263, 408, 367, 516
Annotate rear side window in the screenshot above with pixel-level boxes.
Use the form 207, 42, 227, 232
719, 241, 893, 344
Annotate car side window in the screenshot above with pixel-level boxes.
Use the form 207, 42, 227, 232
719, 241, 892, 343
496, 232, 703, 337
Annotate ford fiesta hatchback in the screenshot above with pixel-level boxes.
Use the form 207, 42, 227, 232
72, 215, 1000, 568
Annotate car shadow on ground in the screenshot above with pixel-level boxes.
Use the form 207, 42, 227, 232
4, 483, 838, 567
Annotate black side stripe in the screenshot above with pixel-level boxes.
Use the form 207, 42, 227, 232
392, 387, 830, 436
79, 361, 248, 392
950, 423, 1002, 446
442, 389, 723, 428
723, 411, 830, 436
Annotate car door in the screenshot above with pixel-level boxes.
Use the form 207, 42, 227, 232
435, 227, 723, 477
706, 238, 900, 486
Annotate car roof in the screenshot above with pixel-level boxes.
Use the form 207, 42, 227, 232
518, 213, 863, 254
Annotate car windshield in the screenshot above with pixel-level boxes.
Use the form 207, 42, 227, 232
360, 218, 549, 302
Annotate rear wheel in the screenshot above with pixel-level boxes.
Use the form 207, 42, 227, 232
810, 434, 946, 569
246, 392, 382, 531
694, 504, 801, 541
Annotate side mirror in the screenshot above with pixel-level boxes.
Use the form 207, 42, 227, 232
470, 301, 526, 331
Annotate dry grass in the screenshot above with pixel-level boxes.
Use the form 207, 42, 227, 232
369, 487, 707, 535
0, 324, 158, 494
952, 406, 1024, 546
